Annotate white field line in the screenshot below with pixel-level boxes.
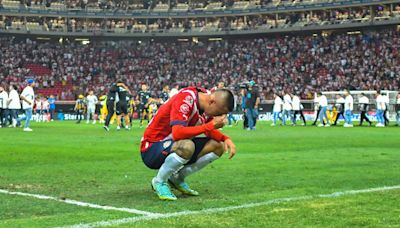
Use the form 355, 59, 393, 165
0, 189, 159, 216
65, 184, 400, 228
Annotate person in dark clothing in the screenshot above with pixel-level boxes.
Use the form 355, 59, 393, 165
312, 92, 320, 126
104, 81, 129, 131
333, 95, 345, 126
244, 81, 260, 130
358, 93, 372, 126
116, 85, 132, 130
138, 84, 151, 128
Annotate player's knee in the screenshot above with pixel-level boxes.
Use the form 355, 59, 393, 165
173, 139, 195, 160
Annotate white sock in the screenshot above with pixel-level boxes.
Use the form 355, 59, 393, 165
178, 152, 219, 181
156, 153, 188, 183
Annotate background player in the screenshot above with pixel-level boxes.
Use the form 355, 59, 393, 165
74, 95, 86, 124
138, 84, 151, 128
116, 84, 131, 130
86, 90, 98, 124
159, 85, 170, 105
104, 81, 129, 131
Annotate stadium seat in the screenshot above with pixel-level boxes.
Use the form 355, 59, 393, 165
2, 0, 20, 9
153, 3, 169, 12
172, 3, 189, 12
232, 1, 249, 10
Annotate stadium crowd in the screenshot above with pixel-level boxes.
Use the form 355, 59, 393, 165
1, 29, 399, 102
0, 0, 371, 11
2, 5, 399, 33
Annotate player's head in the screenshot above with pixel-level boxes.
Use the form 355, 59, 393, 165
0, 85, 4, 92
376, 90, 381, 96
89, 90, 94, 95
141, 84, 148, 91
344, 89, 350, 96
163, 85, 169, 92
26, 79, 35, 87
8, 84, 13, 91
206, 89, 235, 116
217, 81, 225, 89
317, 92, 322, 96
248, 80, 255, 89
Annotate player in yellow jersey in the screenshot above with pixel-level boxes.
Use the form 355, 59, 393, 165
99, 95, 108, 124
147, 98, 160, 121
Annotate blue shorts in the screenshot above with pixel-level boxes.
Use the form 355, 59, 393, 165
141, 137, 211, 169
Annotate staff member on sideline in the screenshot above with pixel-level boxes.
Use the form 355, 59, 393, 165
17, 79, 35, 131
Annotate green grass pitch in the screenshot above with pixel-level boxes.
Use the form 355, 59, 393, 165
0, 121, 399, 227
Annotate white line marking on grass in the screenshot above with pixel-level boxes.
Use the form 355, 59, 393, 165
0, 189, 159, 216
65, 184, 400, 228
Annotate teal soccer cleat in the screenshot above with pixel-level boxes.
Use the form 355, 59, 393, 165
151, 178, 177, 201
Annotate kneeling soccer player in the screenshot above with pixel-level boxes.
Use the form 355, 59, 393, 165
140, 87, 237, 201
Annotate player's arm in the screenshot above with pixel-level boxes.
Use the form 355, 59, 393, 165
20, 95, 32, 105
144, 98, 152, 108
171, 115, 225, 141
116, 83, 131, 94
7, 97, 12, 106
205, 128, 236, 159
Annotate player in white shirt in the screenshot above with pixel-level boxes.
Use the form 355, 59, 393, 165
343, 89, 354, 127
0, 85, 8, 128
383, 94, 390, 126
86, 90, 98, 124
358, 93, 371, 126
271, 93, 283, 126
42, 97, 50, 122
169, 84, 180, 98
35, 97, 43, 122
17, 79, 35, 131
282, 92, 293, 126
291, 93, 306, 126
0, 85, 8, 127
375, 90, 386, 127
312, 92, 321, 125
317, 92, 330, 127
7, 84, 21, 127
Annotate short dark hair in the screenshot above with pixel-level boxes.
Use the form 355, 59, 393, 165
215, 89, 235, 112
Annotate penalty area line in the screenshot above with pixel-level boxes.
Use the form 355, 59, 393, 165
64, 184, 400, 228
0, 188, 159, 216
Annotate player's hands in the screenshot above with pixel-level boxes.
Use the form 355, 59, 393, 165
212, 114, 226, 129
224, 138, 236, 159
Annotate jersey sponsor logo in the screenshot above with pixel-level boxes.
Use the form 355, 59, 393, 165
163, 140, 172, 149
183, 95, 194, 106
180, 104, 190, 114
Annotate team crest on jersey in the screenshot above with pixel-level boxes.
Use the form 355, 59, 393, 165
183, 96, 194, 106
163, 140, 172, 149
180, 104, 190, 114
